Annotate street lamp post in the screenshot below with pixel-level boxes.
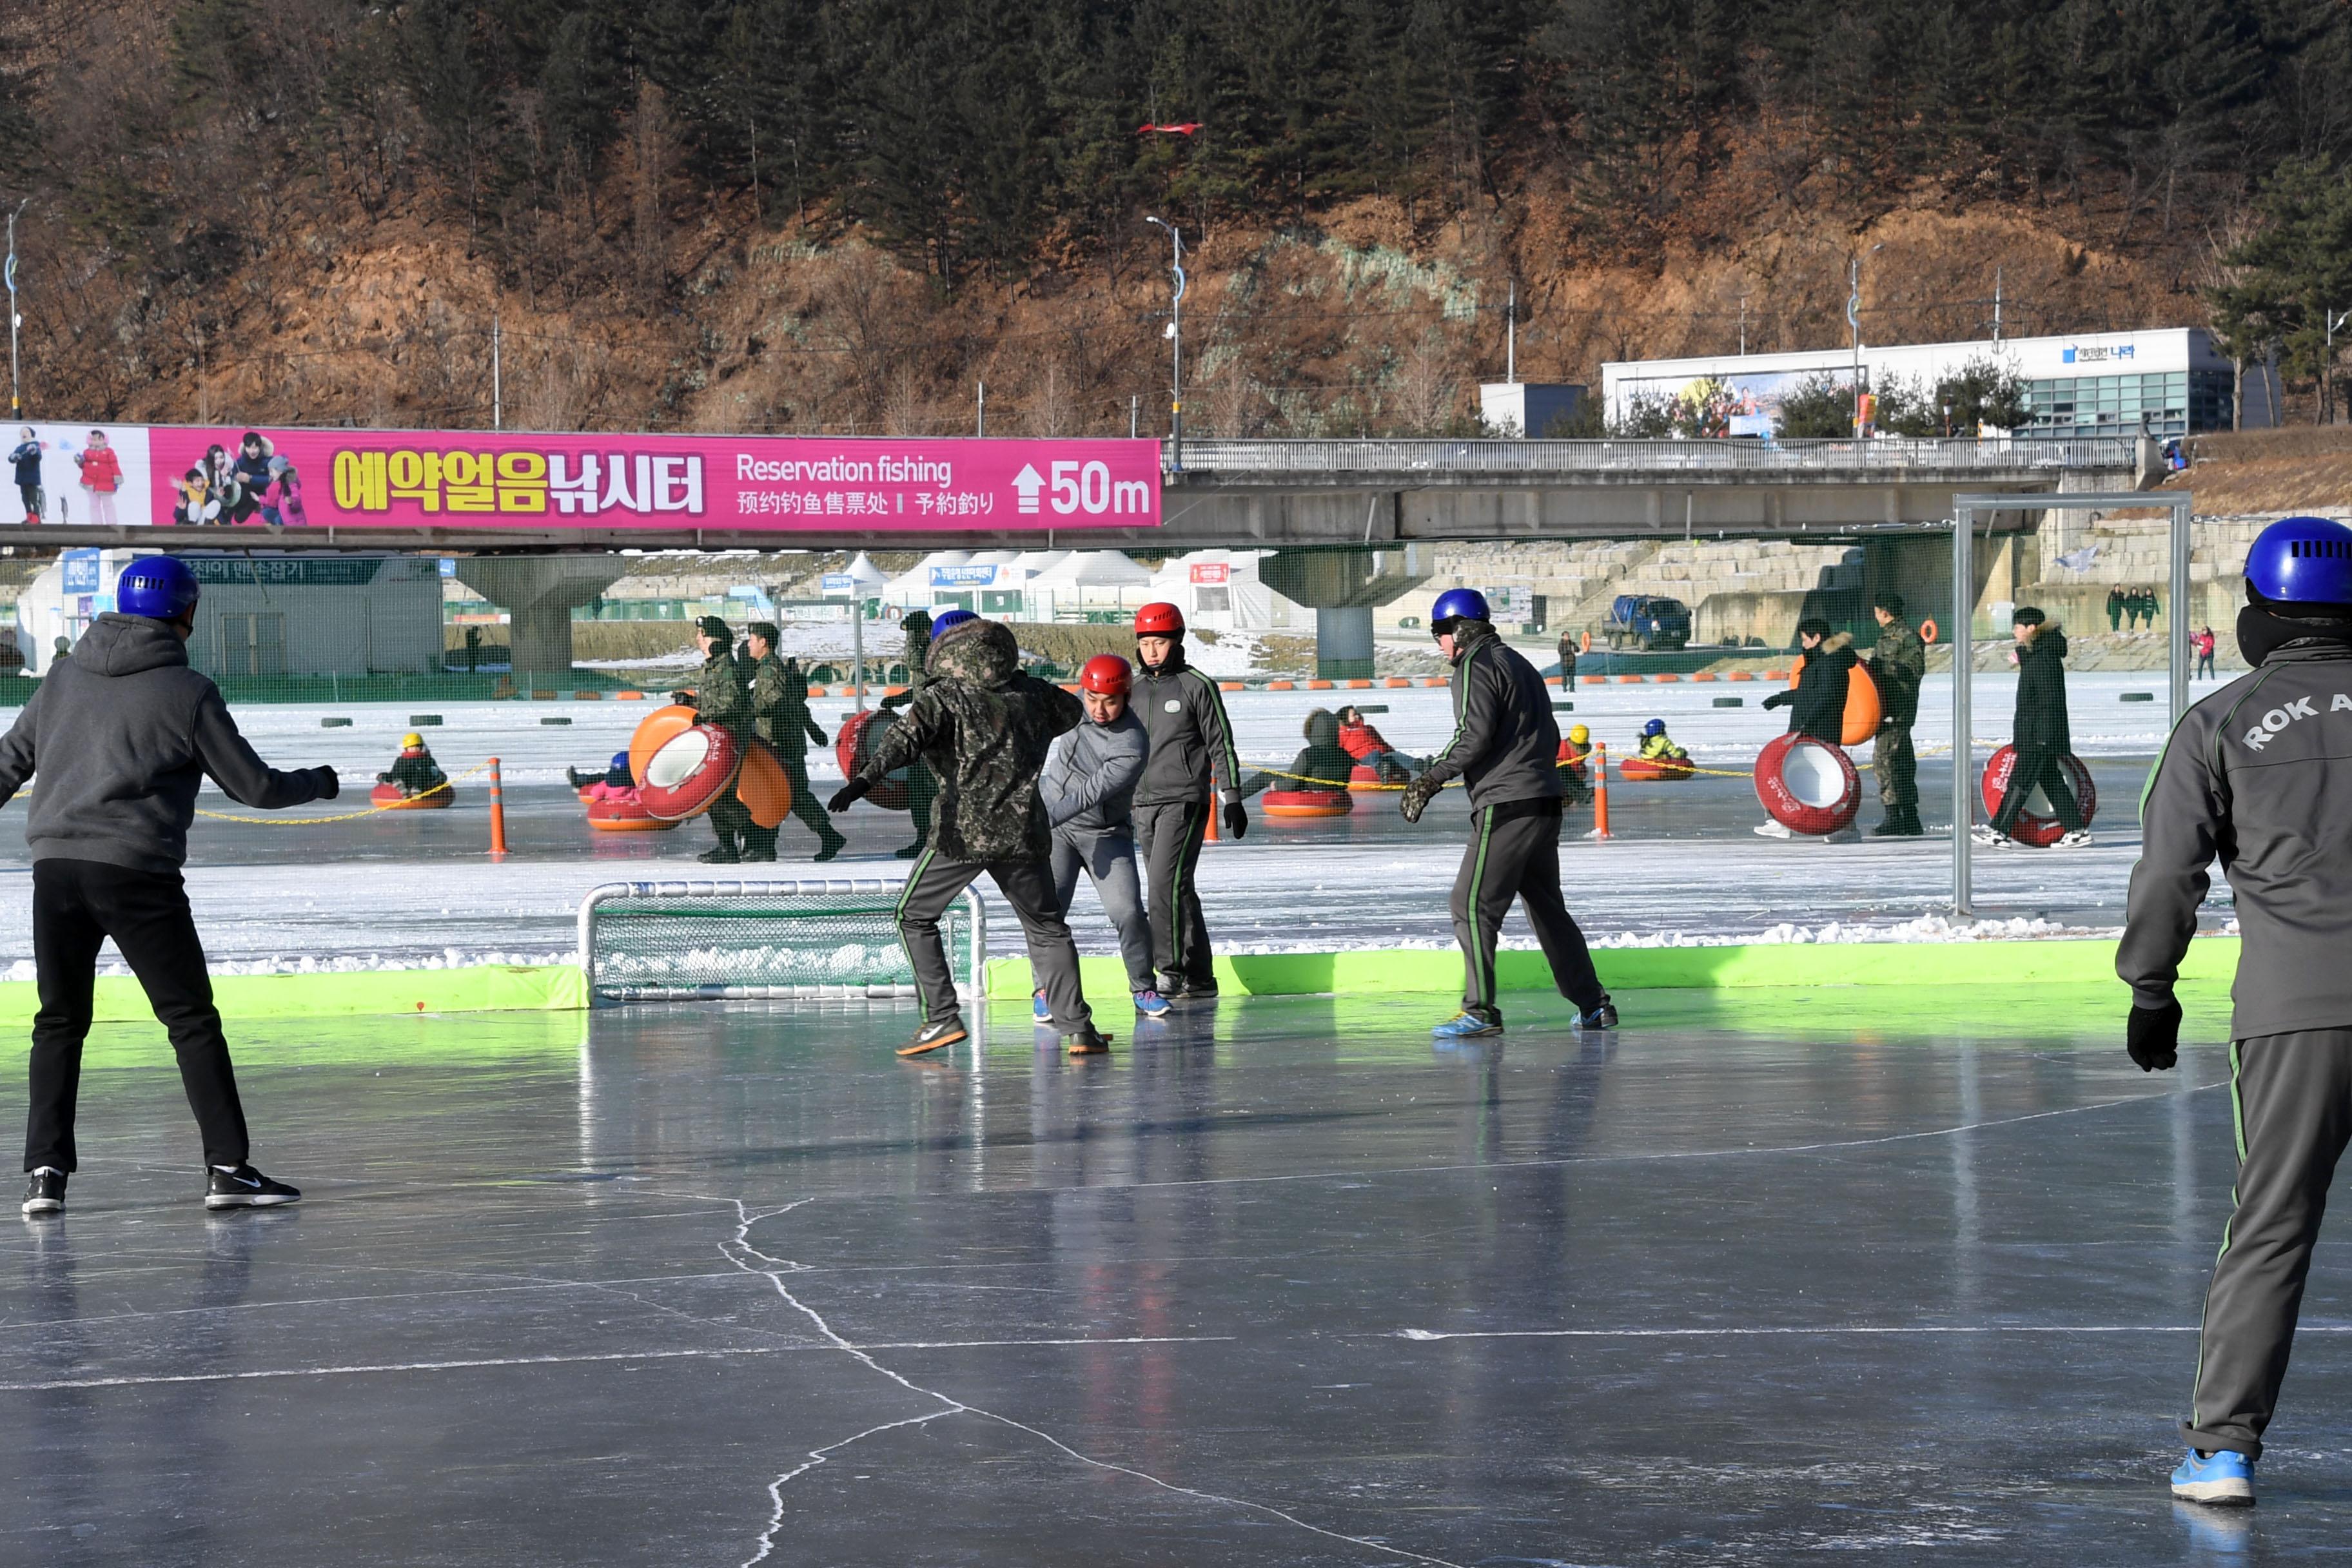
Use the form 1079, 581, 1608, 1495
5, 202, 25, 423
1848, 242, 1883, 437
1146, 215, 1186, 471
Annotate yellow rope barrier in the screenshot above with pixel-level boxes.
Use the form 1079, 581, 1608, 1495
191, 758, 499, 825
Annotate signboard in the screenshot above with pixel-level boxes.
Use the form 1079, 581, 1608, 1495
61, 549, 103, 594
3, 426, 1161, 533
929, 564, 999, 588
820, 573, 859, 594
1493, 585, 1533, 622
184, 557, 386, 586
1189, 562, 1230, 585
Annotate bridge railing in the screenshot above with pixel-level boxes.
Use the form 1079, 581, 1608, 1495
1164, 436, 2140, 476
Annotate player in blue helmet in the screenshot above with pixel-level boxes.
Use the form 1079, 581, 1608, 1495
928, 608, 980, 636
1401, 584, 1615, 1039
1638, 716, 1687, 763
2121, 513, 2352, 1507
0, 554, 337, 1216
566, 750, 636, 792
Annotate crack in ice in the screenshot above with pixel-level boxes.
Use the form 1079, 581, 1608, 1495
715, 1195, 1466, 1568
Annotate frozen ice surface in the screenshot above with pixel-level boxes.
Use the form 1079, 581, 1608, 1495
0, 674, 2222, 972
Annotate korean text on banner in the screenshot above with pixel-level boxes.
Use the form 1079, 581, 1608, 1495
135, 429, 1161, 533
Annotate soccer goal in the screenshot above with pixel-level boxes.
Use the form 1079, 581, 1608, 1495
577, 879, 986, 1005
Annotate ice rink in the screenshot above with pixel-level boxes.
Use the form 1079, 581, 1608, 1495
1, 986, 2342, 1563
0, 672, 2222, 975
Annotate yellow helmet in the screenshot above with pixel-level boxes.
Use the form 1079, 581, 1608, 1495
1568, 724, 1590, 745
400, 732, 425, 749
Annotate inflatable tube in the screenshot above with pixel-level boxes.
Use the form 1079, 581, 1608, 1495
1786, 655, 1883, 745
1260, 789, 1353, 819
1919, 618, 1937, 644
638, 724, 745, 822
628, 704, 699, 787
1348, 763, 1386, 792
585, 798, 677, 832
1618, 755, 1695, 781
370, 783, 454, 810
736, 738, 794, 829
1578, 630, 1592, 654
1752, 733, 1860, 836
1979, 746, 2098, 847
834, 709, 911, 811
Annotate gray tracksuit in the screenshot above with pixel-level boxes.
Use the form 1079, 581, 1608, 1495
2119, 637, 2352, 1458
1039, 710, 1155, 994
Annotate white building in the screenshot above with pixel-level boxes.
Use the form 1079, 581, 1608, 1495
1144, 551, 1308, 633
1602, 327, 2277, 441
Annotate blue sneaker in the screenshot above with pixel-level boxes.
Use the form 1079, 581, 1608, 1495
1432, 1010, 1504, 1039
2172, 1448, 2255, 1506
1032, 989, 1050, 1022
1133, 990, 1171, 1019
1574, 995, 1620, 1030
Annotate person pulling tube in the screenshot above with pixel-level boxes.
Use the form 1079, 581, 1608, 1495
0, 556, 338, 1215
2120, 515, 2352, 1508
1400, 588, 1616, 1039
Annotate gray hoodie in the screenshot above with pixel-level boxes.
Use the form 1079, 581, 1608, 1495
0, 613, 328, 872
1040, 708, 1148, 837
2119, 639, 2352, 1039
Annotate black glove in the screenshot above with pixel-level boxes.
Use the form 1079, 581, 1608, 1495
669, 689, 694, 705
827, 777, 872, 814
314, 765, 340, 800
1760, 689, 1792, 710
878, 691, 911, 711
1400, 776, 1438, 823
810, 728, 828, 748
2127, 997, 2182, 1073
1222, 801, 1248, 841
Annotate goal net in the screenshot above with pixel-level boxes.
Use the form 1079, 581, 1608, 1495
578, 879, 986, 1004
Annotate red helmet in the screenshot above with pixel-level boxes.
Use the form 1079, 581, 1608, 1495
1079, 654, 1132, 696
1133, 602, 1184, 637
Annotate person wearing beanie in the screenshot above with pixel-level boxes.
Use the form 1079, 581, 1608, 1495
680, 614, 755, 863
1867, 591, 1926, 836
742, 619, 845, 862
1974, 607, 2086, 848
878, 610, 939, 858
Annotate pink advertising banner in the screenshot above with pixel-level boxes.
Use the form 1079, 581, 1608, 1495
115, 427, 1161, 533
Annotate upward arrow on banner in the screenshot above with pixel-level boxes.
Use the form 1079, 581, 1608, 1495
1012, 464, 1044, 514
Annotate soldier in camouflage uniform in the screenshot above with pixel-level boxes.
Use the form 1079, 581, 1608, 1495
832, 616, 1109, 1057
680, 614, 754, 863
877, 610, 937, 858
1867, 591, 1926, 836
741, 620, 847, 863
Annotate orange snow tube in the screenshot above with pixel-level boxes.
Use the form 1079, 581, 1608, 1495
1618, 755, 1695, 781
627, 704, 700, 789
834, 709, 912, 811
371, 782, 454, 810
1348, 763, 1386, 792
735, 738, 794, 829
1786, 656, 1883, 745
585, 797, 676, 832
1979, 745, 2098, 847
1260, 789, 1353, 819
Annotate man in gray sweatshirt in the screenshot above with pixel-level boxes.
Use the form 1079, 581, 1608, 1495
2119, 516, 2352, 1507
1038, 654, 1166, 1019
0, 556, 337, 1216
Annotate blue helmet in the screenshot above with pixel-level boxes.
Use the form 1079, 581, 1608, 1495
1642, 718, 1666, 738
117, 555, 201, 620
610, 750, 631, 774
928, 609, 979, 634
2246, 516, 2352, 605
1430, 587, 1490, 625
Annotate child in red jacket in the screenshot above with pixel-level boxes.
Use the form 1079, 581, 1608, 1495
74, 431, 124, 527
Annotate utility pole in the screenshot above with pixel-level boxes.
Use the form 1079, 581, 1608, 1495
491, 309, 502, 431
2326, 309, 2348, 426
1992, 266, 2003, 346
1506, 278, 1516, 384
1848, 244, 1883, 438
976, 380, 985, 437
1146, 216, 1185, 471
5, 201, 25, 422
1738, 293, 1748, 357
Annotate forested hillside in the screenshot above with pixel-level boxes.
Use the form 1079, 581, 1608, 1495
1, 0, 2346, 435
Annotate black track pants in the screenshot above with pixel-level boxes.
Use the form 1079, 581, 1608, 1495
896, 852, 1090, 1032
24, 859, 250, 1172
1135, 800, 1213, 987
1990, 744, 2083, 836
1449, 798, 1605, 1019
2184, 1028, 2352, 1459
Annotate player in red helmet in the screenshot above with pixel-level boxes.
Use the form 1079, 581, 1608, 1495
1128, 602, 1243, 1000
1036, 653, 1169, 1019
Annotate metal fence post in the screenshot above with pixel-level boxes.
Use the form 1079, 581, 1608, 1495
1952, 507, 1974, 916
2170, 496, 2192, 726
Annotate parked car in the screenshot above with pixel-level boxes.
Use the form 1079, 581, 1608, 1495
1603, 594, 1692, 652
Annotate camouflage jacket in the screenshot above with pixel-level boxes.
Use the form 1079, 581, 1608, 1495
692, 647, 750, 732
858, 620, 1082, 862
748, 652, 824, 755
1867, 621, 1925, 728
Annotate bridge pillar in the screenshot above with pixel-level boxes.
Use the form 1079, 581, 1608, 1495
1258, 540, 1432, 680
452, 556, 629, 676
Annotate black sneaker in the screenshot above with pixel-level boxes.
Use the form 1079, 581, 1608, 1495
205, 1164, 301, 1209
740, 847, 777, 863
897, 1018, 968, 1058
1064, 1026, 1113, 1055
697, 846, 741, 865
814, 834, 847, 863
1574, 995, 1620, 1030
893, 843, 925, 859
21, 1168, 65, 1216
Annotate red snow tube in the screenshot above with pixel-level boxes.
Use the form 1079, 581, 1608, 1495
1979, 745, 2098, 847
834, 709, 911, 811
637, 723, 745, 821
1752, 733, 1859, 835
585, 797, 676, 832
1618, 755, 1694, 781
1348, 763, 1385, 792
1260, 789, 1353, 819
371, 782, 454, 810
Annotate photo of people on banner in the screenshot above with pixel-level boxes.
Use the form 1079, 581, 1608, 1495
5, 424, 153, 527
161, 431, 310, 527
